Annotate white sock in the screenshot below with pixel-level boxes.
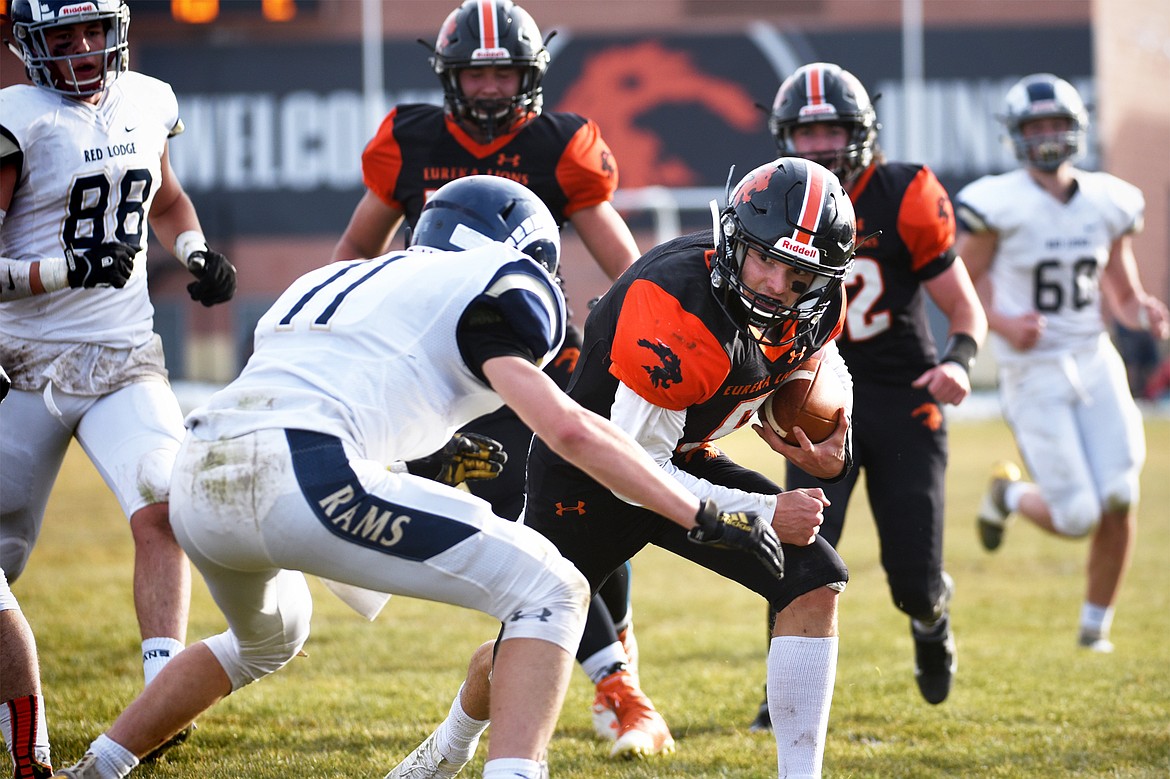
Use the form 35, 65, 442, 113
483, 757, 546, 778
440, 684, 488, 763
90, 733, 139, 779
1080, 603, 1114, 636
142, 637, 184, 687
580, 642, 627, 684
1003, 481, 1030, 513
768, 636, 838, 779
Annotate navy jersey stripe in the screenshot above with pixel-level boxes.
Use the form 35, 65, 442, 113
285, 430, 478, 561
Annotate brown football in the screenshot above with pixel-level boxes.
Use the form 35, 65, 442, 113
758, 357, 848, 445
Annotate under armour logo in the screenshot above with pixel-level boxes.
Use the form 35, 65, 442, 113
497, 153, 521, 166
510, 607, 553, 623
555, 501, 586, 516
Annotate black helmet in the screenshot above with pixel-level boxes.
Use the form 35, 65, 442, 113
411, 175, 560, 275
5, 0, 130, 97
711, 157, 856, 346
1001, 73, 1087, 171
429, 0, 550, 140
769, 62, 878, 185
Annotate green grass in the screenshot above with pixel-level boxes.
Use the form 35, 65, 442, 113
13, 417, 1170, 778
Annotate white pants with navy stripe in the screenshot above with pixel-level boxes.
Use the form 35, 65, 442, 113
169, 427, 588, 691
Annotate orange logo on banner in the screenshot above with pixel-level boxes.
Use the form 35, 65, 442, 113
554, 40, 763, 188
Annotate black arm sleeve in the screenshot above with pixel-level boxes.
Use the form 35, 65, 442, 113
457, 300, 539, 385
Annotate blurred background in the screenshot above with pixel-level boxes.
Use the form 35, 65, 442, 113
2, 0, 1167, 398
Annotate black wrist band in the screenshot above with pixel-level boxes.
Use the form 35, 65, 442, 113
940, 332, 978, 374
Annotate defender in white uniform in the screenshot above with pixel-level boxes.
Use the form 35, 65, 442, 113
50, 176, 777, 779
955, 73, 1169, 653
0, 0, 237, 767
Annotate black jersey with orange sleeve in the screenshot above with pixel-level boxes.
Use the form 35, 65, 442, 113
838, 162, 956, 384
360, 103, 618, 228
568, 231, 845, 454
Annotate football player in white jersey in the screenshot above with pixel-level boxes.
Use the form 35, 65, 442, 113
0, 0, 236, 763
955, 73, 1169, 653
49, 176, 780, 779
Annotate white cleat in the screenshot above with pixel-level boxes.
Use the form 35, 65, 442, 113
977, 461, 1022, 551
384, 730, 474, 779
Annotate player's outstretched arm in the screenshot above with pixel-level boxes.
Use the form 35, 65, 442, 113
485, 354, 701, 525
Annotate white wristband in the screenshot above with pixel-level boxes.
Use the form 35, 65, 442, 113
39, 256, 69, 292
174, 230, 209, 268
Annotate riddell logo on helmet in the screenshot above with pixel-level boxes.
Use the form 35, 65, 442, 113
472, 47, 511, 61
776, 236, 819, 262
60, 3, 100, 14
799, 104, 838, 119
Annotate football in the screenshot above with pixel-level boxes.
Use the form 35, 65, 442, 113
758, 357, 848, 445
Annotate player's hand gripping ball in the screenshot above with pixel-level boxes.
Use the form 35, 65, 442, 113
758, 357, 848, 445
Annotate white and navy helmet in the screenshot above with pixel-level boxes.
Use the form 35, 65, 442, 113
5, 0, 130, 97
1002, 73, 1088, 171
411, 175, 560, 275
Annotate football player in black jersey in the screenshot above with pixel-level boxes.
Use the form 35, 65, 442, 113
389, 158, 860, 777
330, 0, 672, 759
745, 63, 987, 724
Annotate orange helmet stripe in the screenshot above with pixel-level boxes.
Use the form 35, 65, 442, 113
792, 162, 829, 245
478, 0, 499, 49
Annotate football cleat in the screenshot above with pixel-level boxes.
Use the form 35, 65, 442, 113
140, 722, 196, 764
618, 624, 640, 680
384, 729, 473, 779
977, 461, 1022, 551
49, 753, 100, 778
593, 670, 675, 760
1077, 628, 1115, 654
591, 625, 641, 740
913, 573, 956, 705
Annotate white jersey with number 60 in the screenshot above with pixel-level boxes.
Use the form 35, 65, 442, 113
955, 167, 1143, 365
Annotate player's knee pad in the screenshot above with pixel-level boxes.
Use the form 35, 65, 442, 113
0, 525, 36, 582
202, 619, 311, 692
889, 578, 943, 624
1052, 492, 1101, 538
0, 568, 19, 611
500, 555, 589, 655
135, 446, 179, 508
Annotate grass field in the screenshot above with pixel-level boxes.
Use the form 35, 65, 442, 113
11, 416, 1169, 778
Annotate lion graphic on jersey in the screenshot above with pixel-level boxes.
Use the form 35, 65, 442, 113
638, 338, 683, 389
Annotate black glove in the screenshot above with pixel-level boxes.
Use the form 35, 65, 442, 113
64, 242, 135, 289
687, 499, 784, 578
186, 249, 237, 307
406, 432, 507, 487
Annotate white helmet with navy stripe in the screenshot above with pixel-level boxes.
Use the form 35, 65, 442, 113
410, 174, 561, 276
6, 0, 130, 97
711, 157, 856, 345
1001, 73, 1088, 171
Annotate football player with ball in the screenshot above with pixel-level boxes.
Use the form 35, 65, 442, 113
745, 62, 988, 723
389, 157, 857, 779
